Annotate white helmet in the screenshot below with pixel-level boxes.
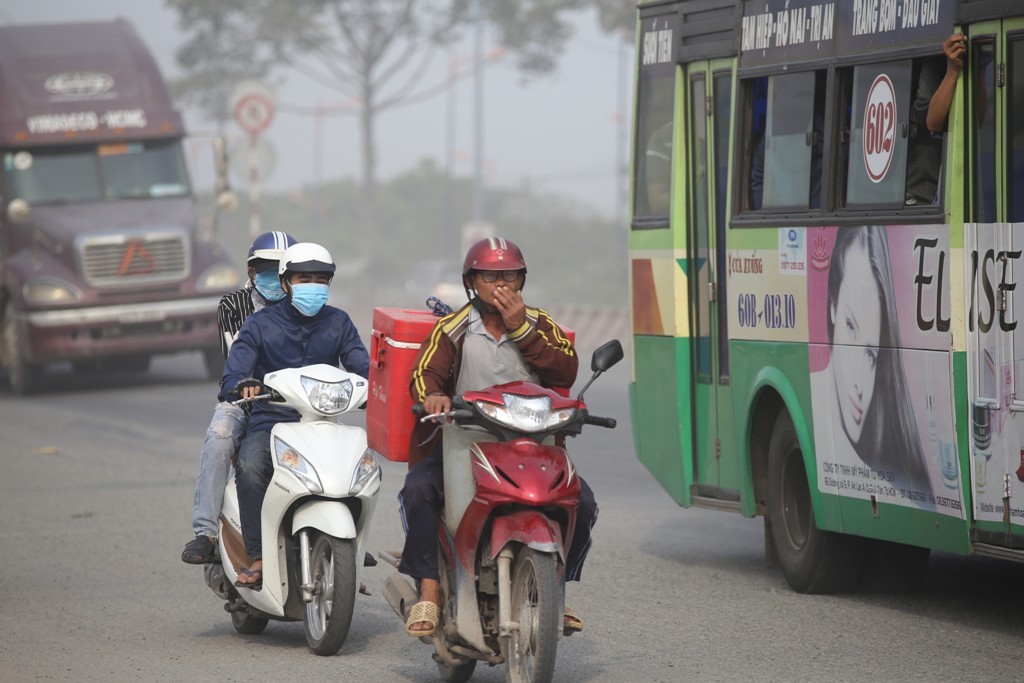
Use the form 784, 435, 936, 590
278, 242, 336, 278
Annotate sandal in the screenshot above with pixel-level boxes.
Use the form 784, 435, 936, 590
181, 535, 216, 565
406, 600, 440, 637
563, 606, 583, 636
234, 567, 263, 590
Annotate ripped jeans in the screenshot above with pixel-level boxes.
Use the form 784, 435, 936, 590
191, 401, 247, 539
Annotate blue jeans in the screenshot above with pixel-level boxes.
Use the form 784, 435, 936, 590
235, 429, 273, 560
192, 402, 247, 538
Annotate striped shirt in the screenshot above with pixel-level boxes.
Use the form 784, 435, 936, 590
217, 286, 268, 359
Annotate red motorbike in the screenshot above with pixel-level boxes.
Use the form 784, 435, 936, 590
381, 340, 622, 683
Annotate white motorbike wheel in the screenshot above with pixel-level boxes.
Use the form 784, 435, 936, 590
304, 533, 356, 656
231, 609, 269, 635
504, 548, 563, 683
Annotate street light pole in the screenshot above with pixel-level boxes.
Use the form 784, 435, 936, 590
472, 0, 484, 224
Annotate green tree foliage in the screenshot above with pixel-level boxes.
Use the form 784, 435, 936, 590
214, 161, 626, 314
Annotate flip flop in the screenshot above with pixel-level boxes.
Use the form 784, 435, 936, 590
563, 606, 583, 636
234, 567, 263, 590
406, 600, 439, 637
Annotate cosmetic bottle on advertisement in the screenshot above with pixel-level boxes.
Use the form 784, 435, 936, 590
973, 404, 990, 493
931, 396, 958, 489
927, 374, 958, 489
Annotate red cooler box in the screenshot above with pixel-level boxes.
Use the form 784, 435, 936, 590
366, 307, 576, 462
367, 307, 438, 462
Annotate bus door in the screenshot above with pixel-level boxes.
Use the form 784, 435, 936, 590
966, 19, 1024, 534
687, 60, 738, 499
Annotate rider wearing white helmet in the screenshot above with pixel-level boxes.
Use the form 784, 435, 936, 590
221, 242, 369, 588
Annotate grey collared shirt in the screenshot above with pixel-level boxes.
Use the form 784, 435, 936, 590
456, 307, 539, 395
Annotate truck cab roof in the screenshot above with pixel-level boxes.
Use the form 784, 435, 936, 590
0, 18, 185, 147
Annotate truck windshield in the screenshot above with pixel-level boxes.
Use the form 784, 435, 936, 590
3, 139, 190, 204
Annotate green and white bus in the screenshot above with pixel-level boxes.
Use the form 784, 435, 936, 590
628, 0, 1024, 592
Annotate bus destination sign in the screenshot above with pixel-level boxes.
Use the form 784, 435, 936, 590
638, 12, 681, 79
741, 0, 955, 68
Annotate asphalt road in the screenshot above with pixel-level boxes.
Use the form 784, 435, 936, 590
1, 351, 1022, 682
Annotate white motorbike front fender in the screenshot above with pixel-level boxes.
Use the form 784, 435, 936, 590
292, 500, 357, 538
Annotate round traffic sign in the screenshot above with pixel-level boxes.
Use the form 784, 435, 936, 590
234, 92, 275, 135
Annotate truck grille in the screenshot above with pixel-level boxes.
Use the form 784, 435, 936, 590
79, 230, 190, 288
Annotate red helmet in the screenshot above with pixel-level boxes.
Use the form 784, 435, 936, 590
462, 237, 527, 298
462, 237, 526, 275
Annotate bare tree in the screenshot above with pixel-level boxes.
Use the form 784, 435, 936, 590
167, 0, 618, 250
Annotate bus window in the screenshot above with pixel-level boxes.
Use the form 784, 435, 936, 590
744, 77, 767, 210
973, 39, 997, 223
751, 71, 825, 211
1012, 38, 1024, 222
844, 60, 913, 208
634, 69, 675, 222
906, 56, 946, 206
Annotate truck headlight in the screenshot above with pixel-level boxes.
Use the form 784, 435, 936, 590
23, 278, 82, 304
196, 263, 239, 292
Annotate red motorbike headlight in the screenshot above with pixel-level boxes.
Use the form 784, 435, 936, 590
475, 394, 576, 432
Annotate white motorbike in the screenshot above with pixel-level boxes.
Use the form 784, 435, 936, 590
203, 364, 381, 656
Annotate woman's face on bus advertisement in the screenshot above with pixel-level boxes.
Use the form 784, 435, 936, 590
830, 242, 881, 445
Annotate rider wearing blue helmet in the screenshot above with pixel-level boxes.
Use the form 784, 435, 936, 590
181, 230, 297, 564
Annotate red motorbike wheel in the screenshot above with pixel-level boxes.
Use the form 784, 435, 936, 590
504, 548, 563, 683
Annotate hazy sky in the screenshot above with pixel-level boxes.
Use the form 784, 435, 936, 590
0, 0, 634, 219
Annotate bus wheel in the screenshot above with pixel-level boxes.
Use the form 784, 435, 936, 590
767, 411, 865, 593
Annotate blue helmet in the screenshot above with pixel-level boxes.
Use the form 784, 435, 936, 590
247, 231, 297, 264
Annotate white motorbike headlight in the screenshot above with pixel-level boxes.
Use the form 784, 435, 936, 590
476, 394, 576, 433
274, 436, 323, 493
349, 449, 380, 495
300, 375, 352, 415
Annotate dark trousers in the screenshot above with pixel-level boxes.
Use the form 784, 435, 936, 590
235, 430, 273, 560
397, 445, 598, 582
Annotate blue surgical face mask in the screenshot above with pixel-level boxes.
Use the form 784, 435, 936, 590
253, 270, 286, 302
290, 283, 329, 317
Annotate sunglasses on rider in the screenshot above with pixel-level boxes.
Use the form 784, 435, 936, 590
475, 270, 521, 283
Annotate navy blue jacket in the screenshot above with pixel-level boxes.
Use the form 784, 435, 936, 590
220, 300, 370, 434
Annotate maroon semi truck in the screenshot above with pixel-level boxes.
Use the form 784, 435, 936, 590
0, 19, 238, 394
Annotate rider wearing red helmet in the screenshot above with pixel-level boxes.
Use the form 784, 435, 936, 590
398, 237, 594, 638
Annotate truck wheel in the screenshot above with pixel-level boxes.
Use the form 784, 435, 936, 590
766, 411, 865, 593
2, 302, 40, 395
119, 355, 151, 374
203, 348, 225, 381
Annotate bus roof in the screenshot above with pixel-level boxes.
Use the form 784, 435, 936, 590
0, 19, 185, 148
639, 0, 1018, 69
